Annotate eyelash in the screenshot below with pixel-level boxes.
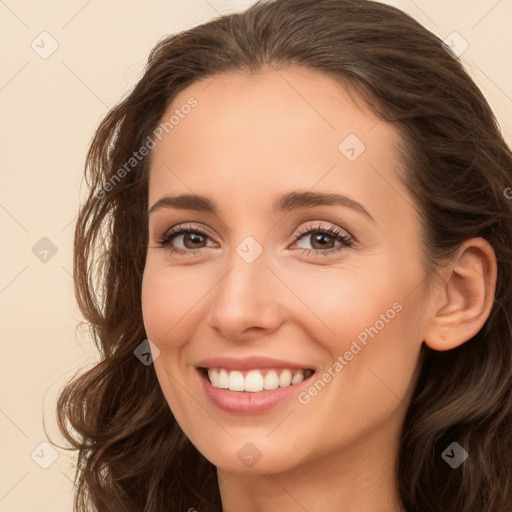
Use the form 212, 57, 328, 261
156, 223, 354, 257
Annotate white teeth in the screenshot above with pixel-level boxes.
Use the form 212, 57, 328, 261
218, 369, 229, 388
207, 367, 311, 392
244, 370, 264, 392
263, 370, 279, 390
278, 369, 292, 387
228, 370, 245, 391
208, 368, 218, 385
291, 371, 304, 384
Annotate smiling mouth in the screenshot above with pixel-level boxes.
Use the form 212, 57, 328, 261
199, 367, 315, 393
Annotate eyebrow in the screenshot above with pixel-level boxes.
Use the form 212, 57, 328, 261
148, 191, 375, 223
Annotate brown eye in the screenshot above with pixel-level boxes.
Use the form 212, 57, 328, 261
292, 225, 354, 256
181, 232, 207, 249
157, 225, 218, 255
309, 232, 337, 250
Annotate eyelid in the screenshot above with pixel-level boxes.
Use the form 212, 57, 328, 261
289, 222, 353, 244
158, 222, 218, 242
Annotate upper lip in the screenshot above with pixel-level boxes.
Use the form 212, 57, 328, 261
196, 356, 315, 371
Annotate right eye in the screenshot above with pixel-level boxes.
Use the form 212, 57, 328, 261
157, 224, 219, 255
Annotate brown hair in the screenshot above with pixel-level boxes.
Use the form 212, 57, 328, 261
55, 1, 512, 510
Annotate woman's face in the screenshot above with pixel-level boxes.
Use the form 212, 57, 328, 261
142, 67, 432, 474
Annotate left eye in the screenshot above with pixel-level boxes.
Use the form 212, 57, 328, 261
291, 226, 353, 254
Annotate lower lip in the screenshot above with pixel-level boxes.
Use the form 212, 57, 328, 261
198, 369, 314, 414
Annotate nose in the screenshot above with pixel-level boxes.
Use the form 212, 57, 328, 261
206, 249, 286, 341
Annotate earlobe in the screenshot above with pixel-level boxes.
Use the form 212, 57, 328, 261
423, 237, 497, 352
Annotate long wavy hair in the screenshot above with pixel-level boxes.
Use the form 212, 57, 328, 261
54, 0, 512, 510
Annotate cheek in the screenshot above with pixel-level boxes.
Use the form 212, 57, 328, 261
141, 263, 215, 350
141, 265, 207, 427
286, 258, 422, 391
276, 259, 403, 349
142, 265, 185, 347
321, 258, 423, 348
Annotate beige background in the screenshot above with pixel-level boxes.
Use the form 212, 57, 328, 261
0, 0, 511, 510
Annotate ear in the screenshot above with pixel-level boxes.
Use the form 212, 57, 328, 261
423, 237, 497, 351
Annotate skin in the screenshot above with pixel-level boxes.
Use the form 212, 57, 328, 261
141, 66, 497, 512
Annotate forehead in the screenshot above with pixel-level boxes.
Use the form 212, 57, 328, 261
148, 67, 413, 224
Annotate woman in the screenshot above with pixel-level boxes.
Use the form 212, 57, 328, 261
56, 0, 512, 510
